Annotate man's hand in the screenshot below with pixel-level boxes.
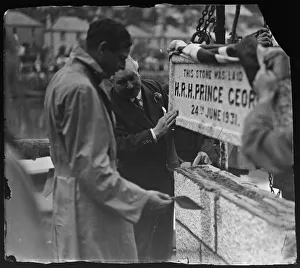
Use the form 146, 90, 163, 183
153, 110, 178, 140
142, 190, 173, 217
256, 28, 273, 47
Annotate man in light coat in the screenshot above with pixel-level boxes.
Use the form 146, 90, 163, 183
44, 18, 173, 263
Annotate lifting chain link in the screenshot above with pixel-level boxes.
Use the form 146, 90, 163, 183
196, 5, 210, 32
268, 171, 281, 197
191, 5, 216, 44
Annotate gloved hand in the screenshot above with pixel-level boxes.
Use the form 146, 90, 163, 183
192, 151, 212, 166
142, 190, 173, 217
256, 28, 273, 47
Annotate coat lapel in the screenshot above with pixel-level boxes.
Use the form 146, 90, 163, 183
110, 89, 154, 129
141, 81, 164, 125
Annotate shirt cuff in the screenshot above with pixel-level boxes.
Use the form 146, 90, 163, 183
150, 128, 158, 143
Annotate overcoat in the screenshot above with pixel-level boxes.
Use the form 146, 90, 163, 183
44, 45, 149, 262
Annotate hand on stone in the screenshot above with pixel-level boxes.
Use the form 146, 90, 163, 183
153, 110, 178, 140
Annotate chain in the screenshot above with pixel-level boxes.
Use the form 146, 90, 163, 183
196, 5, 210, 32
268, 172, 281, 197
202, 5, 216, 33
191, 5, 216, 44
268, 171, 275, 194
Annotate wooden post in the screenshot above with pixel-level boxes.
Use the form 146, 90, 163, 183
215, 5, 226, 44
215, 5, 228, 171
230, 5, 241, 44
220, 140, 228, 170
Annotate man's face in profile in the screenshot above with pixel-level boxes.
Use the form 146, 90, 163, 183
112, 58, 142, 99
101, 45, 130, 78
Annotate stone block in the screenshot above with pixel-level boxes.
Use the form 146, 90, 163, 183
198, 189, 216, 251
201, 241, 228, 265
217, 195, 290, 265
175, 221, 201, 264
175, 172, 216, 251
280, 230, 297, 264
174, 166, 295, 265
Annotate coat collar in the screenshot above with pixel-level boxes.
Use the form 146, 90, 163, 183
69, 45, 113, 97
69, 45, 107, 82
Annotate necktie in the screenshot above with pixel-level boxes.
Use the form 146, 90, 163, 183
133, 98, 144, 111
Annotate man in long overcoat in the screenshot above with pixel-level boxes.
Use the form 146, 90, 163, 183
110, 56, 179, 262
44, 18, 173, 262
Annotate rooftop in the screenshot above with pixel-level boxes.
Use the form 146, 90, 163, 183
126, 24, 151, 38
153, 24, 190, 38
5, 10, 43, 27
51, 16, 89, 32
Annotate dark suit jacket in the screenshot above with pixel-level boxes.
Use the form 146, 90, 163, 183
110, 79, 175, 194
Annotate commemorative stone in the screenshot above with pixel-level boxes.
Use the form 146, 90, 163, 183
168, 55, 258, 146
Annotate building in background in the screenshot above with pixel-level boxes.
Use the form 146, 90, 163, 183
44, 16, 89, 58
225, 5, 264, 38
5, 5, 265, 72
150, 24, 190, 52
5, 10, 44, 48
127, 24, 152, 46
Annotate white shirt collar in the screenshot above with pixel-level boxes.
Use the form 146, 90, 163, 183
130, 90, 142, 102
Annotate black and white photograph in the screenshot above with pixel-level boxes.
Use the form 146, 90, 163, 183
3, 4, 296, 265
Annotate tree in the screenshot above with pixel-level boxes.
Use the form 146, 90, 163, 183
130, 40, 149, 62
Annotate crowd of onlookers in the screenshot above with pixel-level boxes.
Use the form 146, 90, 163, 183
14, 36, 169, 98
19, 40, 168, 74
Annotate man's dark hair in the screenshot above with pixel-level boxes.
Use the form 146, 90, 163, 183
86, 18, 132, 52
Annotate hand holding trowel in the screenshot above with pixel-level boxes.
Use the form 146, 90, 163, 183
171, 195, 204, 210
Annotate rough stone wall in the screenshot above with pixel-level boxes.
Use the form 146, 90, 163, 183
174, 165, 296, 265
15, 139, 50, 160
